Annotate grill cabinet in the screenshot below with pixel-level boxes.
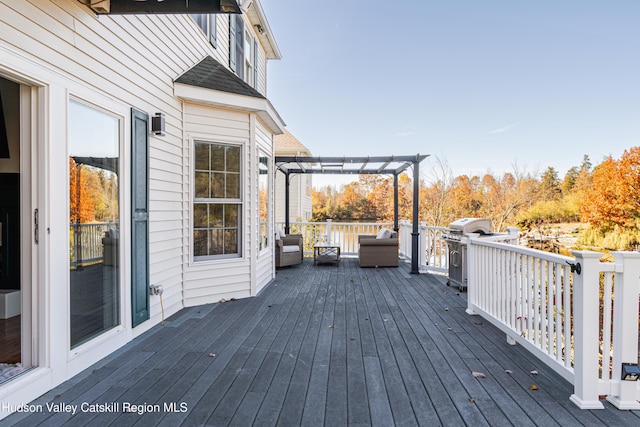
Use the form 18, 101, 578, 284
442, 218, 493, 291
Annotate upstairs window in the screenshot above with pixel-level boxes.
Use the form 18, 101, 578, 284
229, 14, 245, 81
244, 31, 254, 87
191, 14, 217, 48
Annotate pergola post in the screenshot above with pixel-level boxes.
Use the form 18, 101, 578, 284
411, 159, 420, 274
284, 172, 290, 234
393, 174, 399, 232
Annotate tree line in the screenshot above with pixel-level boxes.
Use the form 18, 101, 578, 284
311, 147, 640, 250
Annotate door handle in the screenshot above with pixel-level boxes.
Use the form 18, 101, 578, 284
34, 208, 39, 244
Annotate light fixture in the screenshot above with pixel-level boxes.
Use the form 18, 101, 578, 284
151, 112, 165, 137
254, 24, 264, 34
621, 363, 640, 381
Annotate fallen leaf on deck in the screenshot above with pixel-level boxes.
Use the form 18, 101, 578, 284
529, 384, 538, 390
505, 370, 513, 374
472, 371, 486, 378
447, 327, 453, 331
530, 370, 538, 375
209, 353, 216, 357
469, 398, 475, 403
383, 319, 389, 322
444, 307, 449, 311
219, 298, 226, 303
328, 324, 334, 328
474, 321, 483, 326
350, 279, 354, 283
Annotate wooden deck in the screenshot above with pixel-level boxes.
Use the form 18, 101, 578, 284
4, 259, 640, 426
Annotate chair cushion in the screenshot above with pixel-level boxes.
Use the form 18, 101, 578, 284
282, 245, 300, 253
376, 228, 392, 239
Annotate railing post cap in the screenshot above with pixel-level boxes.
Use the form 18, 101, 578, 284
611, 250, 640, 260
571, 250, 604, 260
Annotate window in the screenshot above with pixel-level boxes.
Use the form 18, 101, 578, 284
229, 14, 244, 80
258, 151, 269, 251
190, 14, 217, 48
244, 31, 254, 87
193, 141, 242, 260
68, 99, 121, 348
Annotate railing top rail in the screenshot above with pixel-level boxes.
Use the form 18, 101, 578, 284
469, 236, 574, 264
280, 221, 448, 230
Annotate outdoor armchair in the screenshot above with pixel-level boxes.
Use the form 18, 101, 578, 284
275, 233, 303, 268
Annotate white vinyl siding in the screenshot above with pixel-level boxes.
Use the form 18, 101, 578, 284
182, 103, 253, 306
0, 0, 280, 411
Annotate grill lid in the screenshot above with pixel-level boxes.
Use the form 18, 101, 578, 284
448, 218, 492, 235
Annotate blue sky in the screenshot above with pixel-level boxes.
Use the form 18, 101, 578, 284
261, 0, 640, 187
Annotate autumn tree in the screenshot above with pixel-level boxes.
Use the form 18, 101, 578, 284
581, 148, 640, 231
69, 157, 96, 223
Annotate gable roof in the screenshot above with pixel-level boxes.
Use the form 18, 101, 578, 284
275, 129, 311, 155
175, 56, 265, 99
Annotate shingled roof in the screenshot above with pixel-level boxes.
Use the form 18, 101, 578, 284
175, 56, 265, 99
275, 129, 312, 155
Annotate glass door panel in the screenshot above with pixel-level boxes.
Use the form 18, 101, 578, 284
68, 99, 120, 349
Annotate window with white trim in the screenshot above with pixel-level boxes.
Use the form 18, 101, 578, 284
258, 150, 269, 251
190, 14, 217, 48
244, 31, 254, 87
193, 141, 242, 260
229, 14, 244, 80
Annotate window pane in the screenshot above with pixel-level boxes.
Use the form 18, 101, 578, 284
225, 204, 238, 227
195, 172, 210, 198
211, 144, 225, 171
226, 173, 240, 199
211, 173, 225, 198
210, 229, 224, 255
224, 229, 238, 254
68, 99, 120, 349
194, 230, 209, 256
195, 142, 210, 170
210, 204, 223, 227
190, 14, 208, 33
226, 145, 240, 172
258, 151, 269, 251
193, 203, 208, 228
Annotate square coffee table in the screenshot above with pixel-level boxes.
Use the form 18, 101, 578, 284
313, 243, 341, 265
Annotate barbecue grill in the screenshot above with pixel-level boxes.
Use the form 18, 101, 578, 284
442, 218, 493, 291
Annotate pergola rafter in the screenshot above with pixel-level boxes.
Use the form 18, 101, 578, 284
275, 154, 429, 274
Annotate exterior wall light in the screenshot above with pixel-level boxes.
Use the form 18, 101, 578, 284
151, 112, 165, 137
621, 363, 640, 381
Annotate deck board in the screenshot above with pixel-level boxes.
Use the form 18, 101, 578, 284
3, 258, 640, 426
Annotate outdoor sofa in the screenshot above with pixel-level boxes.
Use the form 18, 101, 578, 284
357, 229, 399, 267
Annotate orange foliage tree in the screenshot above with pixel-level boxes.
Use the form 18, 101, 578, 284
581, 147, 640, 231
69, 157, 96, 223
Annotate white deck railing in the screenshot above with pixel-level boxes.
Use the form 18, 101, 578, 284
277, 220, 393, 256
398, 221, 450, 274
466, 236, 640, 410
277, 220, 451, 273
